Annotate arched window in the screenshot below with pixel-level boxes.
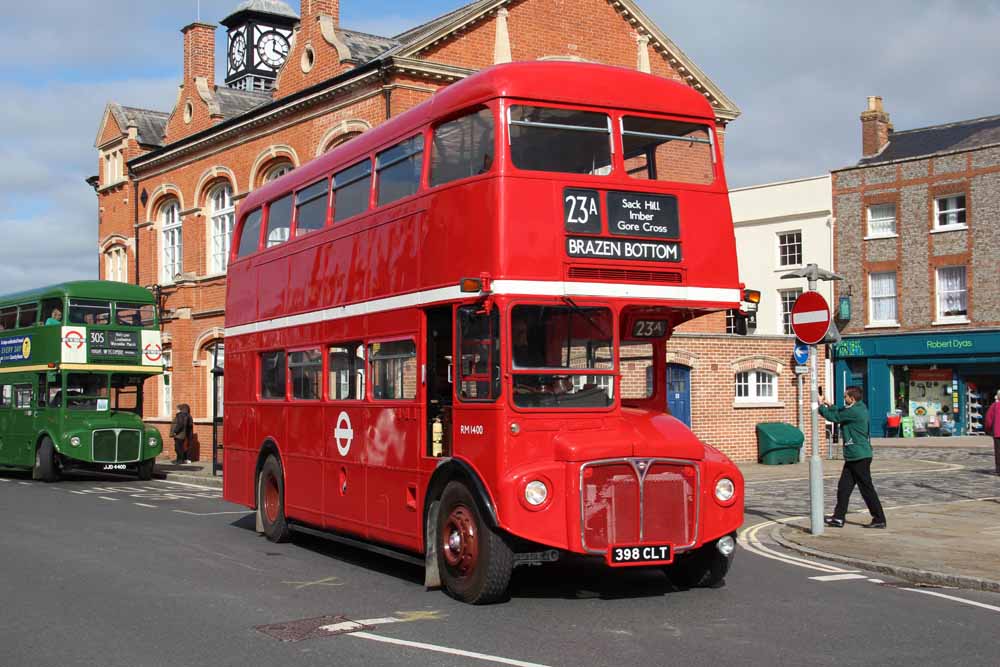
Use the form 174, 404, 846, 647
264, 162, 293, 183
323, 131, 362, 154
160, 200, 182, 283
208, 183, 235, 274
205, 341, 225, 419
735, 369, 777, 403
105, 245, 128, 283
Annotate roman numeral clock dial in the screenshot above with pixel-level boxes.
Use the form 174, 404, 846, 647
256, 30, 289, 69
229, 32, 247, 71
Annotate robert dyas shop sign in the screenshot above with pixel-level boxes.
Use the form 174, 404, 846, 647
564, 189, 680, 262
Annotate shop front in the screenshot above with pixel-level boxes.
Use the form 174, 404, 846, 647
832, 330, 1000, 437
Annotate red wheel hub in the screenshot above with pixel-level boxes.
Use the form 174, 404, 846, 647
442, 505, 478, 577
263, 473, 280, 523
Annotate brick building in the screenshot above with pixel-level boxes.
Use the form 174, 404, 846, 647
92, 0, 821, 462
831, 98, 1000, 436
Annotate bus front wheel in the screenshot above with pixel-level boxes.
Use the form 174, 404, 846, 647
436, 481, 512, 604
665, 540, 733, 589
258, 456, 291, 543
34, 437, 60, 483
137, 459, 155, 481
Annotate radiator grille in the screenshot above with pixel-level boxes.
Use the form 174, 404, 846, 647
568, 266, 683, 284
92, 429, 142, 463
581, 459, 698, 554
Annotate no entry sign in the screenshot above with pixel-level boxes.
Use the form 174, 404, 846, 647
791, 291, 830, 345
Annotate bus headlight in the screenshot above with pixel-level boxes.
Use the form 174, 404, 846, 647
148, 437, 158, 448
524, 480, 548, 506
714, 477, 735, 504
70, 436, 81, 448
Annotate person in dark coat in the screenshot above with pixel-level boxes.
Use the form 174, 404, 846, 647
984, 390, 1000, 476
819, 386, 887, 529
170, 404, 193, 464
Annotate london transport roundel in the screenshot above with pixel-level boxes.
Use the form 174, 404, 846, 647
791, 291, 831, 346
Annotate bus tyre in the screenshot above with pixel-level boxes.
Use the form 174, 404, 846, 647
665, 541, 733, 589
436, 481, 513, 604
258, 456, 291, 543
34, 437, 60, 483
137, 459, 155, 481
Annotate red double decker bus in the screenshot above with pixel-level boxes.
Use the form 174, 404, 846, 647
224, 61, 745, 604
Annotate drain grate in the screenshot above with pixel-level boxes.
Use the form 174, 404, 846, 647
255, 615, 373, 642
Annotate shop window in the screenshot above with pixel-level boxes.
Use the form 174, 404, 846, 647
868, 272, 897, 325
735, 370, 777, 403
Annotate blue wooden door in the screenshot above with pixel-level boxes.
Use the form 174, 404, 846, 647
666, 364, 691, 427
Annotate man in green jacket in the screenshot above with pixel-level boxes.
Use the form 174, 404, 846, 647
819, 386, 887, 529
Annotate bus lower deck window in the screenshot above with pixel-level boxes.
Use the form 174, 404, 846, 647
289, 349, 322, 400
260, 351, 286, 400
509, 105, 612, 175
369, 340, 417, 400
328, 343, 364, 400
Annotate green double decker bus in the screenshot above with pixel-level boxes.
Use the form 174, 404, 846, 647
0, 281, 164, 481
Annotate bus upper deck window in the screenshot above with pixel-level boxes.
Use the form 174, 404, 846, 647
333, 159, 372, 223
508, 106, 612, 175
377, 135, 425, 207
236, 208, 263, 258
116, 302, 155, 326
68, 299, 110, 325
295, 179, 330, 237
265, 194, 293, 248
431, 108, 495, 186
0, 307, 15, 330
42, 298, 63, 325
17, 303, 38, 328
622, 116, 715, 185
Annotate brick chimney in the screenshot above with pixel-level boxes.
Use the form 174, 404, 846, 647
302, 0, 339, 25
860, 96, 893, 158
182, 22, 216, 89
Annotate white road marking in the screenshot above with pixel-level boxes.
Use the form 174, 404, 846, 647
133, 503, 158, 508
172, 510, 249, 516
99, 496, 118, 501
809, 573, 869, 582
155, 479, 222, 491
69, 490, 88, 494
0, 477, 9, 481
868, 579, 884, 584
18, 482, 31, 486
739, 519, 852, 573
348, 633, 550, 667
903, 588, 1000, 613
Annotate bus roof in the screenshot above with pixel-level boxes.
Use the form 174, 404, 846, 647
241, 61, 717, 213
0, 281, 156, 306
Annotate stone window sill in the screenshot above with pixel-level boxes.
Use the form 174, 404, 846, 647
931, 225, 968, 234
733, 401, 785, 409
865, 322, 900, 329
863, 233, 898, 241
932, 318, 970, 326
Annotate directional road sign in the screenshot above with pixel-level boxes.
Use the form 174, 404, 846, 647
793, 342, 810, 365
791, 292, 830, 345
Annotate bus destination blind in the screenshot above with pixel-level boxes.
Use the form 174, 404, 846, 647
566, 236, 681, 262
89, 330, 139, 359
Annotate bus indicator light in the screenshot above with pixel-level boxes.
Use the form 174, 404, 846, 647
460, 277, 483, 293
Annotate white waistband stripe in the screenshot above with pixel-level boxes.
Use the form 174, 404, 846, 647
224, 280, 741, 337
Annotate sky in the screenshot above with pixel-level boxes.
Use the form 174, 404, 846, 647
1, 0, 998, 293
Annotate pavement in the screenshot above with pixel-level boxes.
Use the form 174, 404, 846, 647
154, 456, 222, 488
741, 438, 1000, 593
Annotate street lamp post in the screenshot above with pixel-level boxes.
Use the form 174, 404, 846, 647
782, 263, 842, 535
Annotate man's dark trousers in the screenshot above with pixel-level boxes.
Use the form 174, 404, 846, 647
832, 457, 885, 523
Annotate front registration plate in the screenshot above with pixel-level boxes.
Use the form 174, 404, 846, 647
608, 544, 673, 567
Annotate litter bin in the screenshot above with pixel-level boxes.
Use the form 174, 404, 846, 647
756, 422, 805, 465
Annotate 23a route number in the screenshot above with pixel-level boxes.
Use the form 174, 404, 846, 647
563, 188, 601, 233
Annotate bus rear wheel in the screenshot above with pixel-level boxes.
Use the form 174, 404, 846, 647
34, 437, 60, 483
436, 481, 512, 604
137, 459, 155, 481
258, 455, 291, 543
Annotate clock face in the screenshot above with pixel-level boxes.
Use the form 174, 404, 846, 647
229, 32, 247, 71
256, 31, 290, 69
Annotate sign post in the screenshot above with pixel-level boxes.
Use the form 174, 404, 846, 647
784, 264, 842, 536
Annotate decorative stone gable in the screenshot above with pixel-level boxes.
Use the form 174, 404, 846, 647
272, 0, 354, 98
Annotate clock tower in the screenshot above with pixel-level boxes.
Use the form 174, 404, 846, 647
222, 0, 299, 91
